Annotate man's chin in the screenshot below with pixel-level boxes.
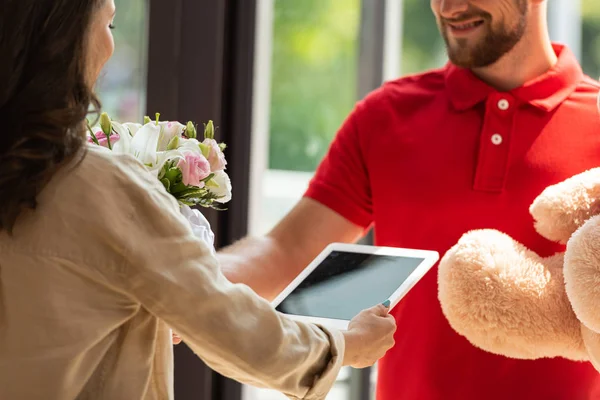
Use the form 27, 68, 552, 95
447, 49, 477, 69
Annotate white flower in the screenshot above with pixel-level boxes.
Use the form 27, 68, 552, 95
110, 121, 132, 154
209, 170, 232, 203
129, 123, 162, 166
123, 122, 143, 136
178, 137, 204, 155
151, 150, 184, 177
157, 121, 186, 151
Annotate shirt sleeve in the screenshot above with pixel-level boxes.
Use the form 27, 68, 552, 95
90, 152, 345, 400
304, 100, 373, 230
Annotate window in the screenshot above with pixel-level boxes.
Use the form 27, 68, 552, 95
582, 0, 600, 79
249, 0, 361, 238
95, 0, 148, 123
244, 0, 360, 398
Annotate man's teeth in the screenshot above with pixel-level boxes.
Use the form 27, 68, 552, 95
455, 21, 480, 29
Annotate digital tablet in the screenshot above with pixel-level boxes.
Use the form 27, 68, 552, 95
271, 243, 439, 330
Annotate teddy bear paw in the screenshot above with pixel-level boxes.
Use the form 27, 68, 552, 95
530, 168, 600, 244
438, 229, 588, 361
565, 214, 600, 334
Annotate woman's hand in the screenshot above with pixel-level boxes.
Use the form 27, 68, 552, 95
173, 304, 397, 362
172, 331, 182, 345
342, 304, 397, 368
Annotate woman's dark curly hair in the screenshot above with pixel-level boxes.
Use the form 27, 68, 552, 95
0, 0, 104, 233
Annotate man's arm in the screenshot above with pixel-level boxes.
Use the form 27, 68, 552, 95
218, 197, 364, 301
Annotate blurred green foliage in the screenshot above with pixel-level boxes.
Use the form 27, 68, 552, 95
269, 0, 600, 172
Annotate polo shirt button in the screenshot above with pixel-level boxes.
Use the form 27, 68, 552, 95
498, 99, 510, 111
491, 133, 503, 145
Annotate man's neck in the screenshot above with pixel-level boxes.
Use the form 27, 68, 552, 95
471, 13, 557, 92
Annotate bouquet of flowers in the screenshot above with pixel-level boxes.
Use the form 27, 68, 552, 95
88, 113, 223, 349
86, 112, 231, 210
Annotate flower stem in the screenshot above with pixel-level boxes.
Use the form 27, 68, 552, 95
86, 121, 100, 145
106, 130, 113, 150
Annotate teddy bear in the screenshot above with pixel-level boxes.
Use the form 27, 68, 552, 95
437, 168, 600, 372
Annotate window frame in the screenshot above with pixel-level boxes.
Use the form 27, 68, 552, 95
145, 0, 401, 398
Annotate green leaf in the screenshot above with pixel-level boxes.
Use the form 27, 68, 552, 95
164, 167, 182, 183
201, 173, 215, 182
178, 199, 196, 206
180, 187, 207, 195
170, 182, 188, 194
157, 162, 169, 180
86, 121, 100, 146
175, 192, 228, 210
175, 185, 208, 197
160, 178, 171, 192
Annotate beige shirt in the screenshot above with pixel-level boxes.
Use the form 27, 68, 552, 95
0, 146, 344, 400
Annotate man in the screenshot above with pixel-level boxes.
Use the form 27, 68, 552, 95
219, 0, 600, 398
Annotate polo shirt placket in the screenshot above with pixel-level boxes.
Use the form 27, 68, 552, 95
473, 93, 517, 192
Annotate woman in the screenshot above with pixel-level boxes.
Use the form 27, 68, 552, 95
0, 1, 396, 399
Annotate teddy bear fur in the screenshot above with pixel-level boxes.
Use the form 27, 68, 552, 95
437, 168, 600, 372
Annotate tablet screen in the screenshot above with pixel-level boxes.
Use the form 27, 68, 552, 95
275, 250, 425, 321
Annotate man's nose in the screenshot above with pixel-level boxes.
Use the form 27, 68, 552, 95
438, 0, 470, 19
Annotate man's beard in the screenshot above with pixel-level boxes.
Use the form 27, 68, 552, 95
441, 3, 528, 69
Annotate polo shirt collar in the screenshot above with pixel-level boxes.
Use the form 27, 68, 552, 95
445, 43, 583, 112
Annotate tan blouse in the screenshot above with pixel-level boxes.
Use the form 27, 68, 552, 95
0, 146, 344, 400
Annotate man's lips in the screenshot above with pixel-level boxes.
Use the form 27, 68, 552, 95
445, 19, 485, 34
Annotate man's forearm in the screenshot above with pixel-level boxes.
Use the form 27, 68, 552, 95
216, 198, 364, 301
217, 236, 310, 302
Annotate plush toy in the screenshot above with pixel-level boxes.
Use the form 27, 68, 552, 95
437, 168, 600, 371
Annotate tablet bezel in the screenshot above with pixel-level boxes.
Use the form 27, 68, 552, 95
271, 242, 439, 330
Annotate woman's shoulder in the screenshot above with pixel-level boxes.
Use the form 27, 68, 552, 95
7, 144, 180, 259
39, 144, 174, 223
59, 145, 163, 198
77, 145, 152, 184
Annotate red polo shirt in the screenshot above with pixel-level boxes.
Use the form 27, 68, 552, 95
304, 44, 600, 400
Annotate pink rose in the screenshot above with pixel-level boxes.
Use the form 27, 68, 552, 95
177, 152, 211, 187
202, 138, 227, 172
88, 129, 120, 148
